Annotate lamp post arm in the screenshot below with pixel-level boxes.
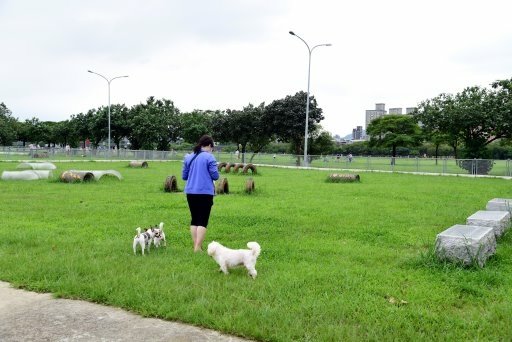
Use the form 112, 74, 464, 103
110, 75, 129, 83
87, 70, 108, 83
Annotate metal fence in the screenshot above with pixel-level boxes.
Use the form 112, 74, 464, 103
1, 146, 511, 177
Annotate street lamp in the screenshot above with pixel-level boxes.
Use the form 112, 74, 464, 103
289, 31, 331, 167
87, 70, 128, 157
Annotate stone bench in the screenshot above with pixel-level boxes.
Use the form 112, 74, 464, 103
486, 198, 512, 212
467, 210, 510, 238
435, 224, 496, 267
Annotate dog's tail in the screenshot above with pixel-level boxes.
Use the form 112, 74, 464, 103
135, 227, 142, 237
247, 242, 261, 257
159, 222, 164, 230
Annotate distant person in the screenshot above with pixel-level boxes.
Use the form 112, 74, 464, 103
235, 149, 240, 159
182, 135, 220, 252
348, 153, 353, 162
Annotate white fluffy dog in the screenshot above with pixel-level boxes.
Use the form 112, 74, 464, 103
207, 241, 261, 279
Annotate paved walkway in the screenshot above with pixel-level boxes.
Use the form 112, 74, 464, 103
0, 281, 250, 342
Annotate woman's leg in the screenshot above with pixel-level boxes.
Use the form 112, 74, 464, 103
190, 225, 197, 246
194, 226, 207, 252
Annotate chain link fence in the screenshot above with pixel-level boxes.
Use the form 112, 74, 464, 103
1, 146, 511, 177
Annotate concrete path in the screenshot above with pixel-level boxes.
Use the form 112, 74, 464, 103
0, 281, 250, 342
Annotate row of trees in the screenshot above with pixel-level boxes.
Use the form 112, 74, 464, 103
1, 91, 330, 163
364, 78, 512, 159
2, 77, 512, 161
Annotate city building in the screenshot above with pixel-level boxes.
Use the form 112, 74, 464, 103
365, 103, 387, 128
352, 126, 363, 140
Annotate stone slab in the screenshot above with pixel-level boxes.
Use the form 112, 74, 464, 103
486, 198, 512, 212
435, 224, 496, 267
467, 210, 510, 238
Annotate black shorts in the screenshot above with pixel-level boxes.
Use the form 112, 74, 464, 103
186, 194, 214, 228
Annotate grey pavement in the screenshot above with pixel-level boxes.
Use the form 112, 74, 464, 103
0, 281, 250, 342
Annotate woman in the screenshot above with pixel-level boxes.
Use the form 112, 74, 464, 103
182, 135, 219, 252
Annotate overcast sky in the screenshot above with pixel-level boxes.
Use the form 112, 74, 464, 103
1, 0, 512, 137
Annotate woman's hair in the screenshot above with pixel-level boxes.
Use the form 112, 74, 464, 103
193, 135, 214, 153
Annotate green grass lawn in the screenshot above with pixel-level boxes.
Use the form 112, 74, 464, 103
1, 161, 511, 341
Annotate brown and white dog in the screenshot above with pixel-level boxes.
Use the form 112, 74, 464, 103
133, 227, 152, 255
153, 222, 166, 248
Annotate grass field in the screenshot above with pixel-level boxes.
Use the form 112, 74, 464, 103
1, 161, 512, 341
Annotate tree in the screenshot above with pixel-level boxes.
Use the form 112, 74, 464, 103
366, 114, 422, 162
0, 103, 17, 145
128, 97, 181, 150
414, 96, 454, 161
414, 94, 462, 158
223, 103, 270, 162
69, 112, 92, 148
263, 91, 324, 165
308, 130, 335, 157
415, 83, 512, 159
179, 110, 213, 145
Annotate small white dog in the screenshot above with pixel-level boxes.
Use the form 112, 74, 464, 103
133, 227, 153, 255
153, 222, 166, 248
207, 241, 261, 279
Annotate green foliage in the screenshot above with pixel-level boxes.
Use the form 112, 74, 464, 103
128, 97, 181, 150
263, 91, 324, 156
415, 79, 512, 159
1, 162, 512, 341
0, 102, 17, 145
366, 114, 422, 157
309, 130, 335, 156
180, 110, 214, 144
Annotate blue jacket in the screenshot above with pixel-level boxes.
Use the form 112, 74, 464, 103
182, 151, 219, 195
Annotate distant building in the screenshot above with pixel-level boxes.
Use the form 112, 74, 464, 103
365, 103, 418, 129
352, 126, 363, 140
365, 103, 387, 128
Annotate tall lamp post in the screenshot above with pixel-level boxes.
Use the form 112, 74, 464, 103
87, 70, 128, 157
289, 31, 331, 167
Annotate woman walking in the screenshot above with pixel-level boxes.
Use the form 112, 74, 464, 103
182, 135, 219, 252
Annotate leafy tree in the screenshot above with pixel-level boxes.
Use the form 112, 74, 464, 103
308, 130, 335, 156
366, 114, 422, 161
414, 94, 462, 158
263, 91, 324, 165
416, 82, 512, 159
223, 103, 270, 162
128, 97, 181, 150
245, 103, 272, 160
89, 104, 132, 149
0, 103, 17, 145
453, 87, 497, 158
209, 110, 231, 144
180, 110, 213, 145
52, 120, 74, 147
70, 112, 94, 148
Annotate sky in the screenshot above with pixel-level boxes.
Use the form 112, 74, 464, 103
1, 0, 512, 137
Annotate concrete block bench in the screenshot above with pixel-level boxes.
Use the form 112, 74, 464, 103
467, 210, 510, 238
486, 198, 512, 212
435, 224, 496, 267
